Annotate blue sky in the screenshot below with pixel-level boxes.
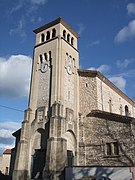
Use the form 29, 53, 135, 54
0, 0, 135, 154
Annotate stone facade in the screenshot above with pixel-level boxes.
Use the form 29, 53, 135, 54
79, 111, 135, 166
0, 149, 11, 175
12, 18, 135, 180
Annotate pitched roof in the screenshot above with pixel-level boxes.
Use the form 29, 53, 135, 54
78, 69, 135, 107
3, 149, 11, 154
33, 17, 80, 38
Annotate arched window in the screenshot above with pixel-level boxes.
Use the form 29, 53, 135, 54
52, 28, 56, 38
63, 30, 66, 39
67, 33, 70, 43
125, 105, 129, 116
71, 37, 74, 46
46, 31, 50, 41
41, 33, 45, 43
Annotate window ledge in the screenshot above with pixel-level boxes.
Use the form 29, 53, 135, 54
104, 155, 120, 158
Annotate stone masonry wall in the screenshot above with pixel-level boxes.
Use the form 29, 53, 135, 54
79, 76, 97, 115
79, 115, 135, 166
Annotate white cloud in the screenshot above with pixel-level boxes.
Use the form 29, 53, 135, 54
114, 69, 135, 78
88, 64, 127, 92
10, 0, 48, 14
88, 64, 111, 74
87, 40, 100, 48
31, 0, 48, 5
0, 121, 21, 155
9, 0, 47, 38
109, 76, 126, 92
127, 3, 135, 16
31, 16, 43, 23
97, 64, 111, 74
0, 121, 21, 131
0, 129, 14, 138
9, 18, 26, 39
10, 1, 24, 14
0, 55, 32, 98
114, 20, 135, 43
77, 23, 85, 35
116, 59, 134, 69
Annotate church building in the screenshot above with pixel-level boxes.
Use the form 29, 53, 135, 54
12, 17, 135, 180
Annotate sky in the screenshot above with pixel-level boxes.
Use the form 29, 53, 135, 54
0, 0, 135, 155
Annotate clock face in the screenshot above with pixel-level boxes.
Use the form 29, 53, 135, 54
41, 63, 48, 73
67, 56, 72, 75
67, 65, 72, 75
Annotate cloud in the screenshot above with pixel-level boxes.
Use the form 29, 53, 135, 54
115, 69, 135, 78
97, 64, 111, 74
88, 64, 128, 92
116, 59, 134, 69
127, 3, 135, 16
77, 23, 85, 35
10, 0, 48, 14
0, 121, 21, 131
9, 18, 26, 39
0, 121, 21, 155
87, 40, 100, 48
114, 20, 135, 43
109, 76, 126, 92
9, 0, 48, 38
0, 129, 15, 138
0, 55, 32, 98
10, 1, 24, 14
88, 64, 111, 74
31, 0, 48, 5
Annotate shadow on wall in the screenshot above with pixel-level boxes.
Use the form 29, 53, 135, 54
31, 121, 50, 179
105, 120, 134, 166
64, 167, 133, 180
65, 167, 113, 180
0, 171, 11, 180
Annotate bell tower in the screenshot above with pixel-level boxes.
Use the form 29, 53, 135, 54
13, 17, 80, 180
30, 17, 79, 110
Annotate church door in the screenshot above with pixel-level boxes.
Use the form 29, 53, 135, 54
67, 150, 74, 166
31, 149, 46, 179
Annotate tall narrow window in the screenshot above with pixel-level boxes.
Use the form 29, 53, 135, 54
40, 55, 43, 63
44, 53, 47, 60
67, 33, 70, 43
120, 104, 122, 115
66, 53, 68, 66
46, 31, 50, 41
106, 143, 111, 156
63, 30, 66, 39
125, 105, 129, 116
41, 33, 45, 43
114, 142, 119, 155
49, 51, 51, 60
52, 28, 56, 38
108, 99, 112, 112
71, 37, 74, 46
